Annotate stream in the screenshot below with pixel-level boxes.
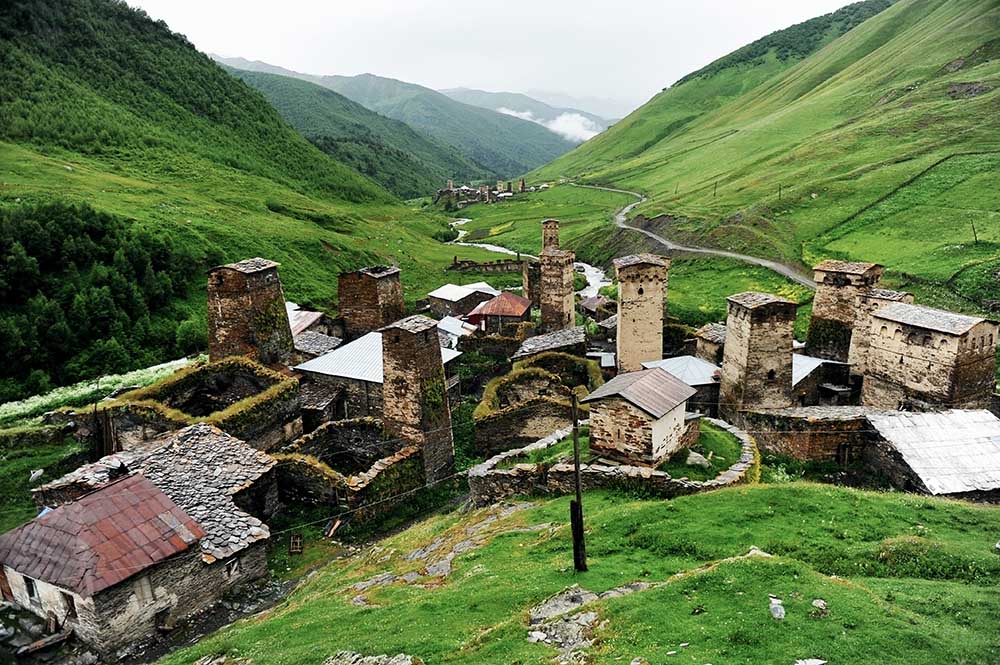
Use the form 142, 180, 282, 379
448, 219, 610, 298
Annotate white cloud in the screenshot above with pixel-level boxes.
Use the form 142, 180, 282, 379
496, 107, 601, 143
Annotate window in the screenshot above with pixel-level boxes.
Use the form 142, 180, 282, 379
637, 287, 644, 296
61, 592, 77, 619
23, 576, 38, 601
225, 558, 241, 579
134, 575, 153, 604
766, 369, 776, 381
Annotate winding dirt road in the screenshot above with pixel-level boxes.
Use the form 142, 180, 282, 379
571, 183, 816, 290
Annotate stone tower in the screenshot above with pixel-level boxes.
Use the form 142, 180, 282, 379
806, 260, 884, 361
207, 257, 294, 366
540, 247, 575, 332
338, 266, 405, 341
542, 218, 560, 250
614, 253, 671, 372
381, 315, 455, 482
719, 292, 797, 422
848, 288, 914, 376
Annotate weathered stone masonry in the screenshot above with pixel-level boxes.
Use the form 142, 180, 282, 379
207, 257, 294, 366
540, 247, 576, 333
806, 260, 883, 362
338, 266, 405, 341
719, 292, 797, 422
614, 254, 670, 372
847, 288, 914, 377
381, 315, 455, 482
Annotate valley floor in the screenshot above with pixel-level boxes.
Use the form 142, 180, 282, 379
156, 483, 1000, 665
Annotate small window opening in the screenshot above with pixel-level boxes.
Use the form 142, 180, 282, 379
766, 369, 776, 381
637, 287, 644, 296
61, 592, 77, 619
225, 558, 241, 579
24, 576, 38, 601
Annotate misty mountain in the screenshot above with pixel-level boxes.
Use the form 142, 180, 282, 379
438, 88, 610, 142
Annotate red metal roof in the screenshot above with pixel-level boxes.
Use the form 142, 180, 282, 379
0, 475, 203, 597
470, 291, 531, 318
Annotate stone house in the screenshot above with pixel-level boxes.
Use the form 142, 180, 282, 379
511, 326, 587, 362
427, 282, 499, 318
207, 258, 294, 366
862, 302, 998, 410
582, 367, 696, 466
791, 354, 852, 406
642, 355, 720, 417
719, 292, 798, 422
285, 301, 341, 338
437, 315, 477, 349
847, 288, 914, 377
7, 424, 276, 654
293, 330, 462, 420
466, 291, 531, 333
806, 260, 884, 361
578, 294, 615, 320
614, 253, 670, 372
292, 330, 343, 364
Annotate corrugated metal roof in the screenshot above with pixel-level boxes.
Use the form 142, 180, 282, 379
642, 355, 720, 386
295, 332, 460, 383
428, 282, 499, 302
581, 367, 696, 419
438, 316, 476, 338
869, 410, 1000, 495
873, 302, 990, 335
285, 302, 325, 336
791, 354, 846, 386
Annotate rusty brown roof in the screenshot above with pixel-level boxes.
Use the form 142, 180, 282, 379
0, 475, 203, 597
581, 367, 696, 418
471, 292, 531, 318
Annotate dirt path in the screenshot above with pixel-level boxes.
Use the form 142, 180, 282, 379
570, 183, 816, 290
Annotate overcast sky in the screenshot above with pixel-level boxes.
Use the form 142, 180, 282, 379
128, 0, 852, 116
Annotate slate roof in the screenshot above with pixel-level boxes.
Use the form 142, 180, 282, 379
581, 367, 696, 419
727, 292, 797, 309
0, 475, 203, 596
470, 292, 530, 318
511, 326, 587, 360
597, 314, 618, 330
384, 314, 439, 334
613, 253, 669, 269
35, 425, 275, 564
694, 322, 727, 345
285, 302, 326, 336
217, 257, 278, 274
868, 410, 1000, 495
813, 259, 882, 275
294, 331, 342, 357
873, 302, 990, 335
641, 355, 720, 386
295, 331, 461, 383
357, 265, 400, 278
866, 288, 911, 302
578, 295, 614, 313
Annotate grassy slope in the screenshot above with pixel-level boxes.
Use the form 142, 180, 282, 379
534, 0, 1000, 311
227, 68, 492, 197
320, 74, 576, 177
158, 483, 1000, 664
460, 185, 813, 328
0, 0, 514, 317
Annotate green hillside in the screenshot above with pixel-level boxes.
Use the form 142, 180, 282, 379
0, 0, 515, 400
158, 483, 1000, 664
228, 68, 493, 197
534, 0, 1000, 312
320, 74, 577, 177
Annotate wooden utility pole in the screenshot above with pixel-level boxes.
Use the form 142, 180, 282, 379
971, 220, 979, 244
713, 181, 718, 197
570, 394, 587, 572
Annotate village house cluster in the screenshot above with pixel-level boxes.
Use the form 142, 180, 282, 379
1, 218, 998, 658
434, 178, 548, 208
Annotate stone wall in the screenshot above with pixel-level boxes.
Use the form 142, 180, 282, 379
346, 446, 425, 521
207, 260, 294, 366
298, 374, 382, 419
338, 267, 405, 341
719, 296, 796, 421
448, 257, 525, 274
473, 398, 576, 456
540, 248, 575, 333
284, 417, 388, 471
742, 406, 874, 462
615, 259, 669, 372
862, 318, 998, 410
469, 418, 758, 506
522, 260, 541, 309
428, 291, 494, 318
848, 290, 914, 376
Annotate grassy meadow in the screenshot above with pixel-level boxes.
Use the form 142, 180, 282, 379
156, 483, 1000, 665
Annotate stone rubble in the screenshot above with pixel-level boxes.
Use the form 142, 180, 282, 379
325, 652, 420, 665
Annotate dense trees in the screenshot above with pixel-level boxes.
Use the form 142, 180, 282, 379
0, 202, 203, 401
